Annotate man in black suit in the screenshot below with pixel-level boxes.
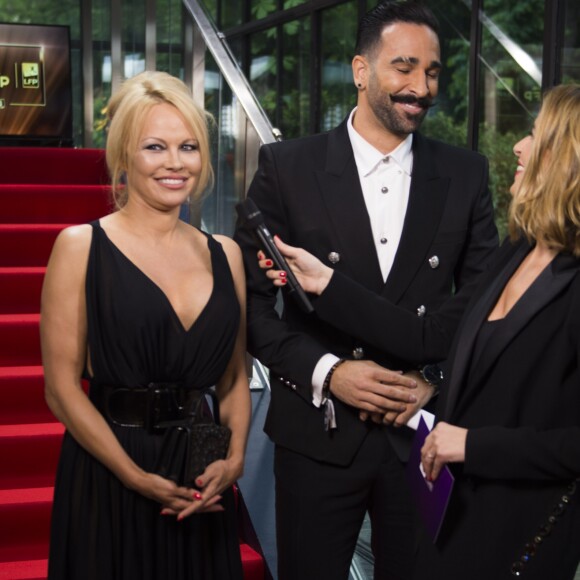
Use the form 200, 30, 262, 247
234, 2, 498, 579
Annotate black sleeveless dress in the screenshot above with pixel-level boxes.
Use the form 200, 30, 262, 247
48, 221, 243, 580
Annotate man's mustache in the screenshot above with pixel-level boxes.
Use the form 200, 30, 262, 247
390, 94, 435, 109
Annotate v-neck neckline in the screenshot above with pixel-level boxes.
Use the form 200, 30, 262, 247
486, 246, 556, 322
97, 221, 216, 333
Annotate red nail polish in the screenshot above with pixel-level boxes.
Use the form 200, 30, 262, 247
193, 492, 202, 500
279, 271, 287, 278
281, 279, 287, 285
196, 479, 203, 487
265, 259, 273, 267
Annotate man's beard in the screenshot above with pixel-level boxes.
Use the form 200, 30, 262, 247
369, 89, 433, 137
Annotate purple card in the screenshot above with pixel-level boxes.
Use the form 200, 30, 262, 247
406, 416, 455, 542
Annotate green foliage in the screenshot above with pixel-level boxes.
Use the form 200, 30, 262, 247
479, 0, 545, 44
479, 124, 519, 239
280, 88, 310, 139
92, 90, 110, 149
283, 0, 306, 8
422, 110, 467, 148
0, 0, 80, 36
422, 111, 516, 240
258, 88, 278, 122
251, 0, 277, 20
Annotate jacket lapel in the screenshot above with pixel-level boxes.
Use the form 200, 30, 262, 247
443, 241, 580, 420
383, 133, 450, 303
440, 241, 528, 420
316, 120, 384, 292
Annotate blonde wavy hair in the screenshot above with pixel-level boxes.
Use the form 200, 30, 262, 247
509, 84, 580, 256
105, 71, 214, 209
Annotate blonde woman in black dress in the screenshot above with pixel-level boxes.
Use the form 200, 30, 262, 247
41, 71, 250, 579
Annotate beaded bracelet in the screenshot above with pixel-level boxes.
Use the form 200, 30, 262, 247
322, 359, 346, 400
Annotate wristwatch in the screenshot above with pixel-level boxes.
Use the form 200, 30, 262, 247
419, 364, 444, 388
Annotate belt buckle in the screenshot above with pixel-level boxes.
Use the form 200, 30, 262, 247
145, 383, 190, 432
145, 384, 170, 433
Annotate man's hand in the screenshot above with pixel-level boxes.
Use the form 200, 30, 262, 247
383, 370, 437, 427
329, 360, 417, 414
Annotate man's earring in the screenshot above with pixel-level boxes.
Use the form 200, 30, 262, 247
357, 83, 362, 88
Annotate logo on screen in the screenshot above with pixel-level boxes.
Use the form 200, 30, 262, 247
21, 62, 40, 89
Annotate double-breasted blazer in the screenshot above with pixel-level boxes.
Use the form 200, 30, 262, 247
235, 118, 498, 466
415, 238, 580, 579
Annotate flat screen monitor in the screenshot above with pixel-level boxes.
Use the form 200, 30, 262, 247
0, 22, 73, 146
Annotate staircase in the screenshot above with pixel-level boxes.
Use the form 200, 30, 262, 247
0, 147, 264, 580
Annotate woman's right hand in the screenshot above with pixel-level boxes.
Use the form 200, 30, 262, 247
134, 471, 225, 519
257, 236, 334, 296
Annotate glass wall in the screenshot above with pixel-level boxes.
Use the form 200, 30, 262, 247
476, 0, 544, 235
422, 0, 471, 148
280, 17, 311, 138
203, 53, 241, 236
1, 0, 578, 235
0, 0, 185, 148
320, 2, 358, 131
562, 0, 580, 84
91, 0, 112, 147
155, 0, 185, 77
249, 28, 278, 127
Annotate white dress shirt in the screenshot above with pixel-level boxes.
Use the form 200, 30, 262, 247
311, 109, 414, 409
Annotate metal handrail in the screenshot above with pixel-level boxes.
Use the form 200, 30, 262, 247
182, 0, 282, 145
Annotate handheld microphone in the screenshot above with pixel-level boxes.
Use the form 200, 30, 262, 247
236, 198, 314, 314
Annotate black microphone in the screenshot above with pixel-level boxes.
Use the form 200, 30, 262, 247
236, 198, 314, 314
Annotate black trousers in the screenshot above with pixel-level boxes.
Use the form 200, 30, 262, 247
274, 426, 416, 580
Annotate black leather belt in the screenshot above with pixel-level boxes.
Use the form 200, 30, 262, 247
91, 383, 203, 432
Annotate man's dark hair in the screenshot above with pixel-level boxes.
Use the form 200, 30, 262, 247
355, 1, 440, 57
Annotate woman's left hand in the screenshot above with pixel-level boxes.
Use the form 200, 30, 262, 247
421, 422, 467, 482
162, 458, 242, 520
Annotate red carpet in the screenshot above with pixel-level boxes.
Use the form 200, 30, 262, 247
0, 147, 264, 580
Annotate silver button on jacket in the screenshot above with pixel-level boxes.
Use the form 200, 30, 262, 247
328, 251, 340, 264
428, 255, 440, 269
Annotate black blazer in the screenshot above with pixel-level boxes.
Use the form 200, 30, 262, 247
419, 239, 580, 579
235, 119, 498, 466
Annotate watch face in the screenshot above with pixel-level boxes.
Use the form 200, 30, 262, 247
423, 364, 443, 385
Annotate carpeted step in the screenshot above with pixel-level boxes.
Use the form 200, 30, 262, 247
0, 367, 52, 425
0, 424, 64, 489
0, 184, 112, 224
0, 225, 67, 267
240, 544, 266, 579
0, 558, 47, 580
0, 549, 262, 580
0, 314, 41, 366
0, 268, 45, 314
0, 487, 52, 563
0, 148, 108, 185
